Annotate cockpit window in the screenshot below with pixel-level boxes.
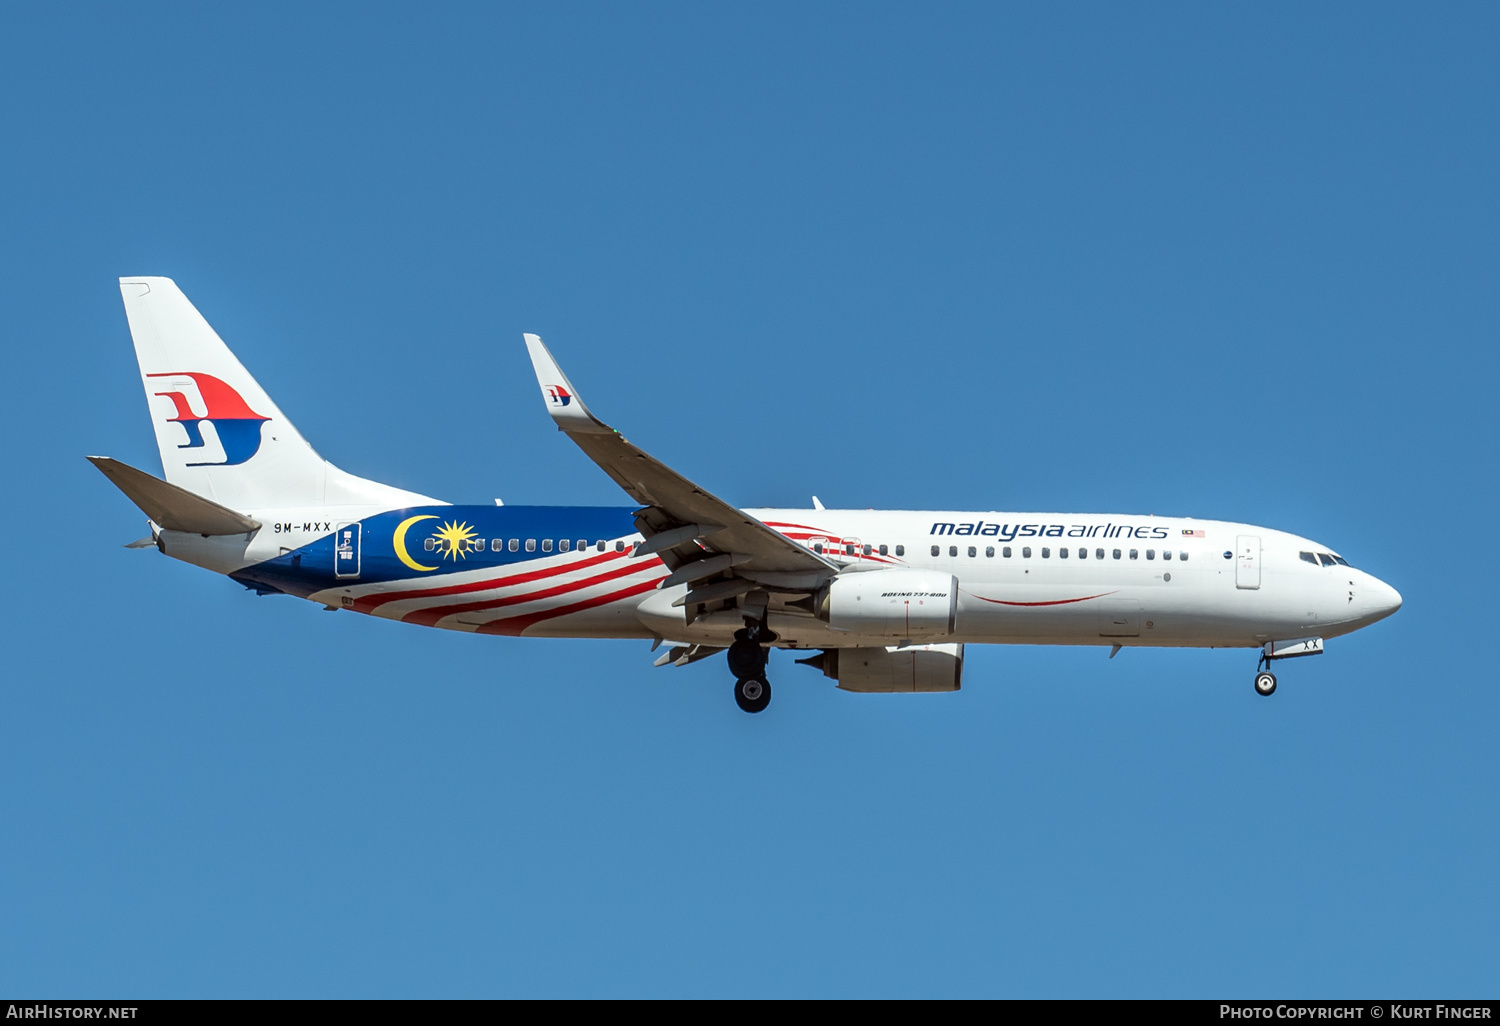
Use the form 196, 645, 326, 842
1300, 551, 1318, 565
1332, 555, 1350, 567
1318, 553, 1337, 567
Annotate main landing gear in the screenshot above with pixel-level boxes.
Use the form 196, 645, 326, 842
1254, 654, 1277, 697
728, 623, 774, 714
735, 674, 771, 714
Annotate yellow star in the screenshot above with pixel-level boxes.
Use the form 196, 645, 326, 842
431, 520, 478, 561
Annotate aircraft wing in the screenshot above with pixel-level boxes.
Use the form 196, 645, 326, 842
523, 335, 837, 594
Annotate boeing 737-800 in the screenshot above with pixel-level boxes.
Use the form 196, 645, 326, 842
92, 278, 1402, 713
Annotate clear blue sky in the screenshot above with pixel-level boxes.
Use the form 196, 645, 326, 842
2, 2, 1495, 997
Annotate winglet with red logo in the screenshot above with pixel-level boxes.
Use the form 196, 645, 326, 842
523, 334, 613, 436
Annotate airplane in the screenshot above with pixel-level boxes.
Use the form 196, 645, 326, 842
92, 277, 1402, 713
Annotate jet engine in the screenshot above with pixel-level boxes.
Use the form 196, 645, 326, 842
821, 568, 957, 639
799, 643, 965, 693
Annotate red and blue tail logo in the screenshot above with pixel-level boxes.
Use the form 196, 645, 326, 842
547, 384, 572, 408
147, 372, 270, 466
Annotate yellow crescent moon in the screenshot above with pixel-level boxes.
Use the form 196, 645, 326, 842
393, 514, 439, 572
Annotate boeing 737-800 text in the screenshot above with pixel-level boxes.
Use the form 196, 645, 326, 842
92, 278, 1401, 713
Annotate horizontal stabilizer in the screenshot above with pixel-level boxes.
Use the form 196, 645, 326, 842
87, 456, 261, 535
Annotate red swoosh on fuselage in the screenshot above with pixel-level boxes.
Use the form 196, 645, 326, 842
353, 549, 628, 615
969, 590, 1117, 607
474, 577, 665, 636
401, 559, 656, 627
761, 523, 901, 565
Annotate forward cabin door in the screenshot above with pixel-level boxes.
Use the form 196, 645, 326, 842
1235, 535, 1261, 590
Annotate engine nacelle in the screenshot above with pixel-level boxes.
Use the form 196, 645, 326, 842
810, 643, 965, 693
823, 568, 957, 639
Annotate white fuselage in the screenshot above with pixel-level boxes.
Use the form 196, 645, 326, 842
164, 506, 1402, 652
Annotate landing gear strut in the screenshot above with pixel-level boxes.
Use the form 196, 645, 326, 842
727, 635, 765, 680
1254, 654, 1277, 697
729, 620, 775, 714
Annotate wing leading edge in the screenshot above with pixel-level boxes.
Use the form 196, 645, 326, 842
522, 334, 837, 603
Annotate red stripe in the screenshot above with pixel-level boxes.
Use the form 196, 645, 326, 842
353, 549, 627, 614
474, 577, 664, 636
762, 525, 901, 564
401, 560, 653, 627
970, 591, 1116, 607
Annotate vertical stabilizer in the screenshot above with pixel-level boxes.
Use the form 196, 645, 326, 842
118, 277, 438, 511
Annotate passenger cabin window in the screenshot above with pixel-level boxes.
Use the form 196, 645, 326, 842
931, 545, 940, 557
985, 546, 994, 557
525, 539, 536, 552
1059, 547, 1068, 559
560, 539, 571, 552
1096, 548, 1105, 560
424, 538, 436, 551
542, 539, 553, 552
968, 546, 976, 557
1003, 546, 1012, 558
578, 540, 587, 552
1163, 550, 1172, 560
1113, 549, 1121, 560
1022, 546, 1031, 558
1129, 549, 1138, 560
813, 542, 824, 554
949, 545, 958, 557
1179, 551, 1188, 561
509, 539, 520, 552
878, 544, 888, 556
846, 543, 856, 556
895, 545, 905, 557
1146, 549, 1155, 560
863, 544, 872, 556
491, 539, 503, 552
615, 541, 625, 552
1042, 547, 1051, 558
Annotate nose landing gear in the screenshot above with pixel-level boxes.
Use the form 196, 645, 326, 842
1253, 653, 1277, 696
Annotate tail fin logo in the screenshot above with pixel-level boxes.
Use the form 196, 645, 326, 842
547, 385, 572, 408
146, 372, 271, 466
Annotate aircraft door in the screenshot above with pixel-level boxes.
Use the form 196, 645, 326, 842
335, 522, 361, 579
1236, 535, 1260, 590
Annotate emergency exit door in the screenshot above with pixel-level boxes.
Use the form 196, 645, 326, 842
1236, 535, 1260, 590
334, 522, 361, 579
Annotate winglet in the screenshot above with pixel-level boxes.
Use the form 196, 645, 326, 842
523, 334, 613, 435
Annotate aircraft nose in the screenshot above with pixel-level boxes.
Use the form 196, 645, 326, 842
1366, 576, 1402, 622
